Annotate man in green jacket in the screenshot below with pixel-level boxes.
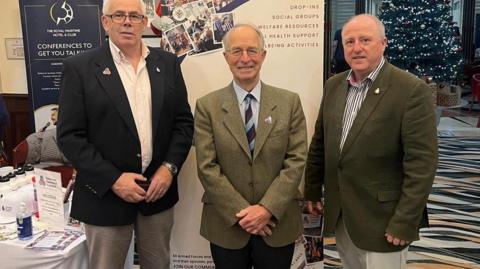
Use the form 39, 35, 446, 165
304, 14, 437, 269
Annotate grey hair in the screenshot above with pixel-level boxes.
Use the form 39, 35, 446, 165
102, 0, 146, 15
222, 23, 265, 51
342, 14, 386, 38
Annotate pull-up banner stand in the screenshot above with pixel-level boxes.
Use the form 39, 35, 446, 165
19, 0, 104, 131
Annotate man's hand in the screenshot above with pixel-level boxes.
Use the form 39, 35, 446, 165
306, 201, 323, 216
112, 172, 147, 203
257, 220, 276, 237
385, 233, 409, 246
236, 205, 273, 235
145, 165, 173, 203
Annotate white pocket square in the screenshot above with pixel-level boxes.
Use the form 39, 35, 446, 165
264, 116, 272, 124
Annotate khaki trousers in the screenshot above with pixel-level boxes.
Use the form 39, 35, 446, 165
335, 217, 408, 269
85, 207, 174, 269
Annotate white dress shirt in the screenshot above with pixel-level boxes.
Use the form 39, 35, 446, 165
109, 40, 152, 173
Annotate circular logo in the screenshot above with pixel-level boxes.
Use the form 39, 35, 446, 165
171, 7, 187, 23
50, 1, 74, 25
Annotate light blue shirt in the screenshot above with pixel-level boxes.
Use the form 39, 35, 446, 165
233, 80, 261, 128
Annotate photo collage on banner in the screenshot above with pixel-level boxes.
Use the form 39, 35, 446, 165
146, 0, 248, 56
295, 212, 324, 267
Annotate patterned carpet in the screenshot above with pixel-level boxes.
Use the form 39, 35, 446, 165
324, 136, 480, 269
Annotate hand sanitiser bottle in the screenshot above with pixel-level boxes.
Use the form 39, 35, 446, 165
16, 202, 33, 240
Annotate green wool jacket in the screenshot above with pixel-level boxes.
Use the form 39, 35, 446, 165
305, 62, 438, 252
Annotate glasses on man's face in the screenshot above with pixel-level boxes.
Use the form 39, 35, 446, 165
107, 13, 145, 24
226, 48, 263, 57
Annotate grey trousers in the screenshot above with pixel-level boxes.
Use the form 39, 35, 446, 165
85, 207, 174, 269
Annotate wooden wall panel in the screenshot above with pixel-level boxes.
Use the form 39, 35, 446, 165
1, 94, 33, 165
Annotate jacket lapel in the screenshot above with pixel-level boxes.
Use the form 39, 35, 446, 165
331, 78, 348, 158
340, 63, 392, 157
221, 85, 252, 158
146, 49, 165, 140
94, 45, 139, 142
253, 84, 276, 160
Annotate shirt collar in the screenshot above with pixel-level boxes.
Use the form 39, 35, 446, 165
346, 57, 385, 86
109, 39, 150, 64
233, 80, 262, 105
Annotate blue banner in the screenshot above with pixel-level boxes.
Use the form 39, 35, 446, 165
19, 0, 104, 131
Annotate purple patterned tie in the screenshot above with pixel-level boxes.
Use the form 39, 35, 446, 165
244, 94, 256, 156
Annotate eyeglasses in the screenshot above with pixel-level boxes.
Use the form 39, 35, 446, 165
226, 48, 263, 57
106, 13, 145, 24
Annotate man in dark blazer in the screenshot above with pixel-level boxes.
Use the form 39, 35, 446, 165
57, 0, 193, 268
304, 14, 437, 269
195, 24, 307, 269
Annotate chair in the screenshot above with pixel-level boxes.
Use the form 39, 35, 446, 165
470, 73, 480, 127
12, 139, 73, 187
0, 143, 8, 167
41, 166, 74, 188
12, 139, 28, 168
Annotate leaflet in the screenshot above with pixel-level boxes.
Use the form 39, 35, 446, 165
26, 230, 83, 250
34, 169, 64, 231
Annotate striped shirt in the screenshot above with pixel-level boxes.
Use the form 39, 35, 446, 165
340, 57, 385, 151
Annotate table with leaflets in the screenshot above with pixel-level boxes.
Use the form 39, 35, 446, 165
0, 169, 133, 269
0, 226, 134, 269
0, 229, 88, 269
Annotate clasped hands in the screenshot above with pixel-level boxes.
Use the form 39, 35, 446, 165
236, 204, 275, 237
305, 200, 409, 246
112, 166, 173, 203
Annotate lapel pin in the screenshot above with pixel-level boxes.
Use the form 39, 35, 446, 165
374, 88, 380, 95
156, 67, 161, 73
102, 67, 111, 75
264, 116, 272, 124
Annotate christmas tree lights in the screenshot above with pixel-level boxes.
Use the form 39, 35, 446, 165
379, 0, 463, 83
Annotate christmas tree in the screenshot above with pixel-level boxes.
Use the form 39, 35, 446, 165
379, 0, 463, 83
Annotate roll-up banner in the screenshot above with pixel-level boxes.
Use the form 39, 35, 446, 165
19, 0, 104, 131
159, 1, 325, 268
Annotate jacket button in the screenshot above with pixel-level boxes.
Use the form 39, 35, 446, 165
136, 153, 141, 158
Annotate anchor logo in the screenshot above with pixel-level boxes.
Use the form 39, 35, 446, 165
50, 1, 74, 25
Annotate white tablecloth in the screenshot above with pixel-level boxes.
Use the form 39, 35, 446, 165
1, 233, 134, 269
1, 233, 88, 269
0, 182, 134, 269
